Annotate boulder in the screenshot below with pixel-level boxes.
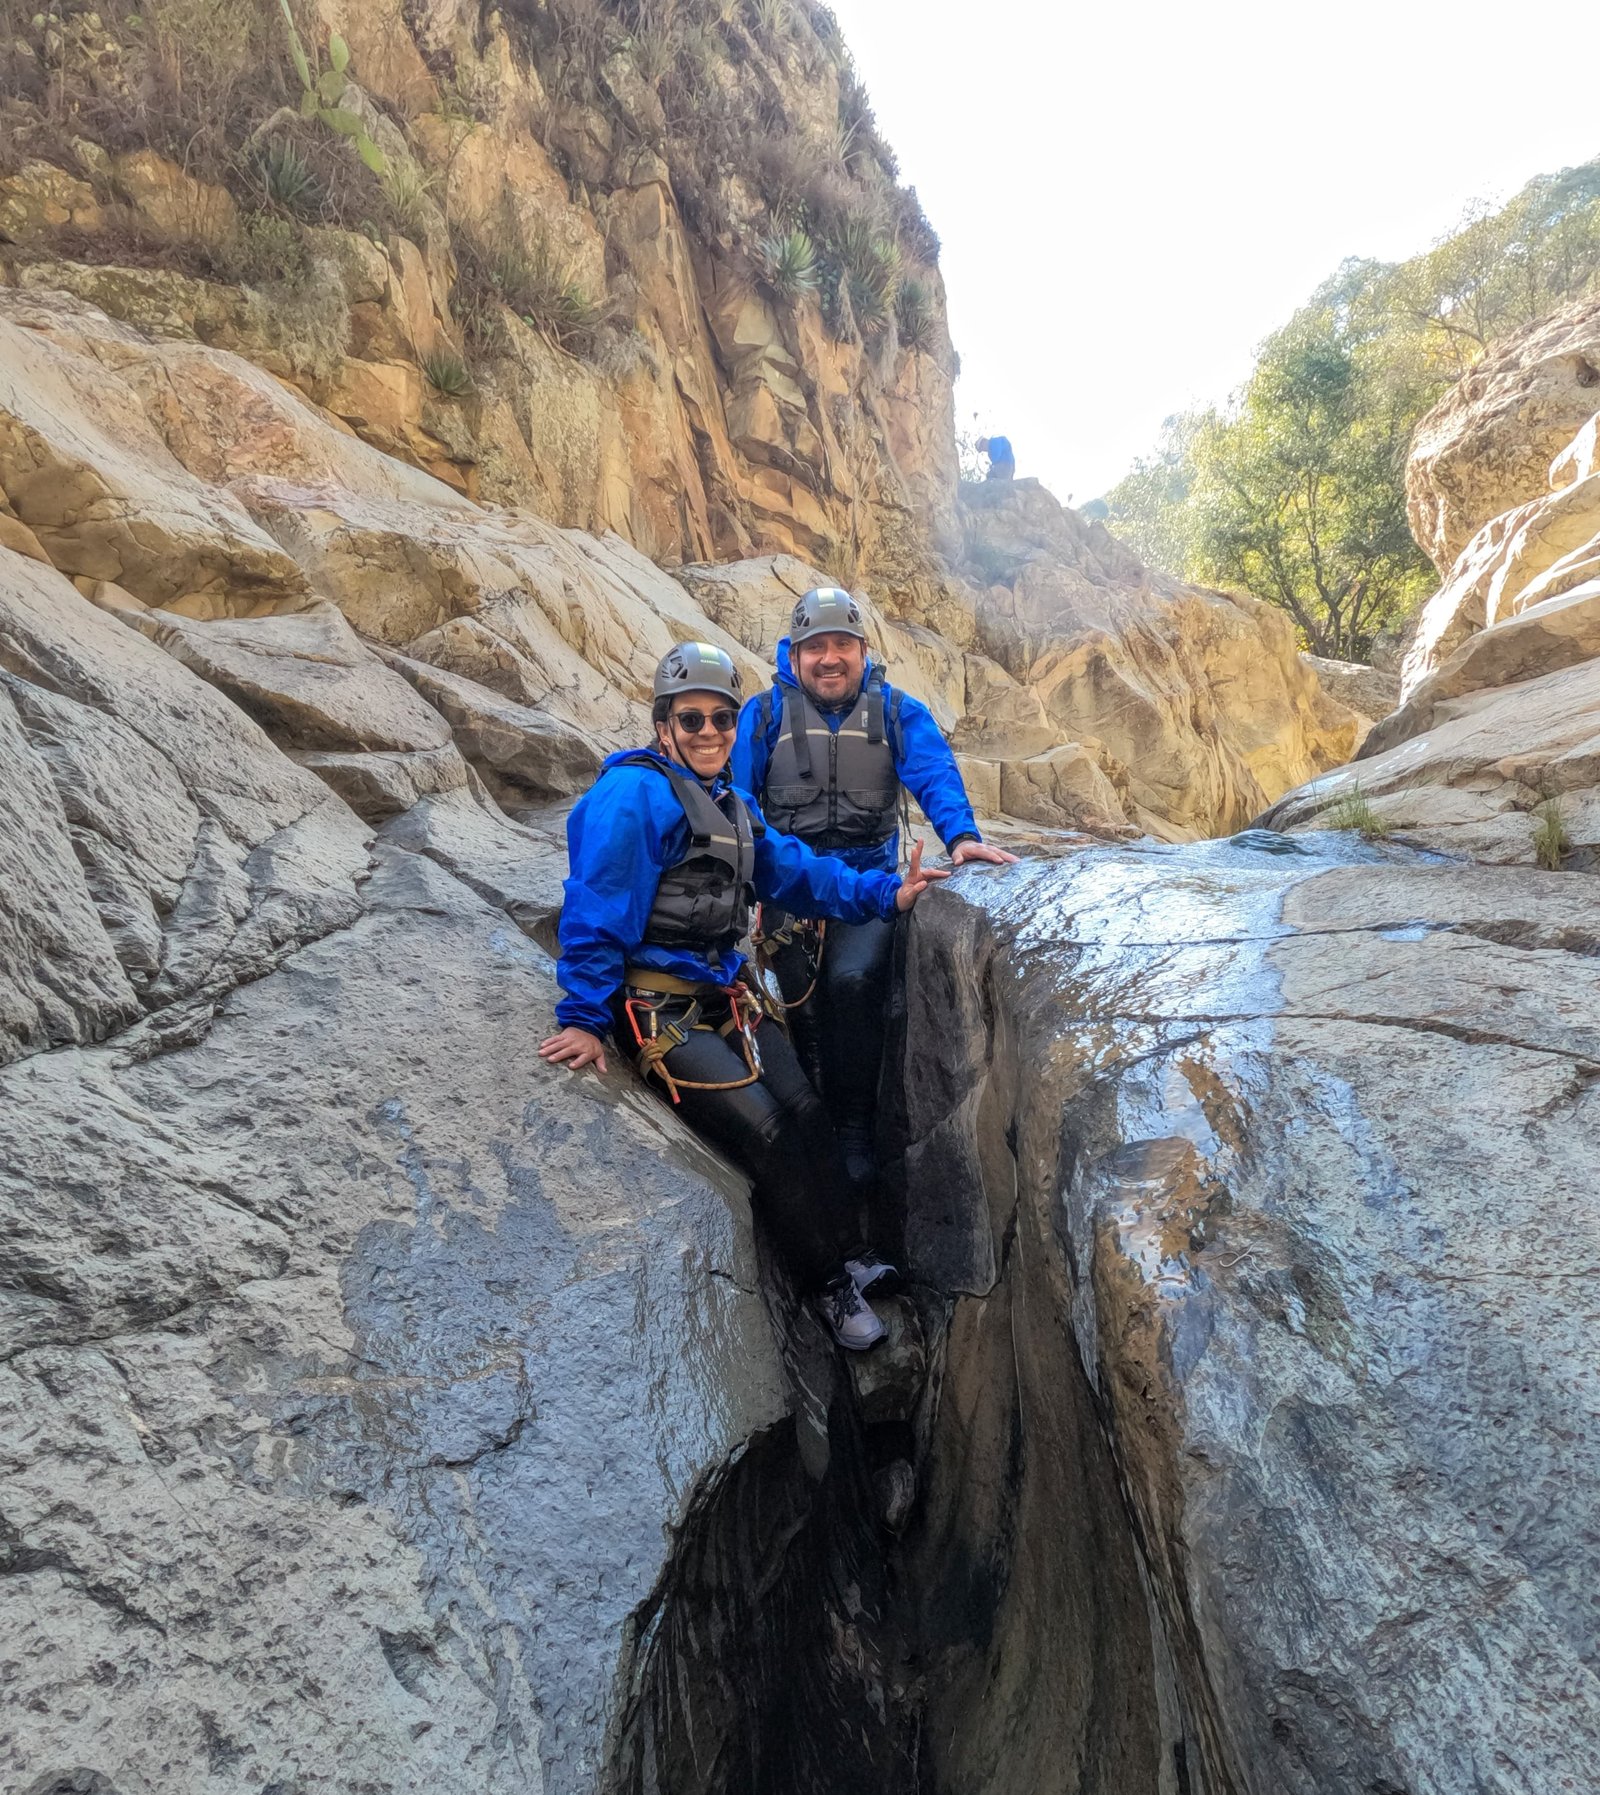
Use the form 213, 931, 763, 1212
1261, 654, 1600, 865
0, 547, 369, 1062
897, 842, 1600, 1793
379, 789, 569, 950
130, 603, 455, 753
1366, 580, 1600, 757
294, 744, 471, 822
0, 304, 307, 609
1300, 653, 1397, 726
110, 147, 237, 247
1406, 296, 1600, 574
997, 743, 1131, 835
377, 647, 608, 799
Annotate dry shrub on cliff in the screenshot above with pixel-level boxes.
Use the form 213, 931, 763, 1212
745, 0, 792, 44
891, 185, 940, 266
1534, 797, 1571, 872
0, 0, 282, 183
451, 216, 609, 359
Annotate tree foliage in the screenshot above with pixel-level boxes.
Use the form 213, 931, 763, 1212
1107, 160, 1600, 661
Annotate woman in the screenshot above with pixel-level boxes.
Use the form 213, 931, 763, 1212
539, 642, 946, 1350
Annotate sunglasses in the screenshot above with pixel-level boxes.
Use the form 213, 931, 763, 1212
672, 707, 738, 734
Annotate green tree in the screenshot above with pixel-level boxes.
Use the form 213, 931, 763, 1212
1185, 297, 1435, 662
1103, 410, 1203, 573
1103, 159, 1600, 661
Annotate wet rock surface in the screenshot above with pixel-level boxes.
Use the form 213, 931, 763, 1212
896, 841, 1600, 1794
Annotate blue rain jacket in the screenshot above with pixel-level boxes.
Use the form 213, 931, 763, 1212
731, 639, 981, 875
554, 747, 903, 1036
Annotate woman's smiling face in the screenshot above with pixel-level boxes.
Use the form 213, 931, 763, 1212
657, 691, 737, 780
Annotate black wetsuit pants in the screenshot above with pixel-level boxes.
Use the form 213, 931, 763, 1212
768, 915, 896, 1187
610, 988, 855, 1291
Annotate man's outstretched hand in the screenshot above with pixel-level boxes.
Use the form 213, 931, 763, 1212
895, 839, 952, 912
539, 1026, 609, 1074
952, 838, 1020, 867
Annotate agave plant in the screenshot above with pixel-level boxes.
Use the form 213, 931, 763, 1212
757, 227, 818, 302
259, 141, 320, 217
828, 211, 900, 333
422, 350, 474, 398
382, 161, 439, 245
895, 276, 935, 352
749, 0, 791, 41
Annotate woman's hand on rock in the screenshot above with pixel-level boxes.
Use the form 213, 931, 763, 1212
539, 1026, 609, 1074
895, 839, 951, 912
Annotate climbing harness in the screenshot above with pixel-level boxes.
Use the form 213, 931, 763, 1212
621, 966, 769, 1105
750, 906, 828, 1010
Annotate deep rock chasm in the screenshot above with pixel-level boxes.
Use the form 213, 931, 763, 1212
5, 0, 1600, 1788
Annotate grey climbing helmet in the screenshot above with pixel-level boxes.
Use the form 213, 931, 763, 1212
652, 641, 742, 713
790, 586, 867, 645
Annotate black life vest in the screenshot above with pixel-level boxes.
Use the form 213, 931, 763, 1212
759, 668, 902, 850
611, 753, 763, 955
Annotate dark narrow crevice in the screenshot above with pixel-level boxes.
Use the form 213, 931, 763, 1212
606, 908, 1200, 1793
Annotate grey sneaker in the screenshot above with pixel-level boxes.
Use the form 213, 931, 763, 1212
845, 1252, 899, 1296
818, 1273, 887, 1352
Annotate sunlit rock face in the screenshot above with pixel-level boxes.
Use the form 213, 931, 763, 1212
897, 841, 1600, 1795
1406, 296, 1600, 577
957, 480, 1362, 840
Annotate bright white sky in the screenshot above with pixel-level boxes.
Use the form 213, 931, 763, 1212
827, 0, 1600, 503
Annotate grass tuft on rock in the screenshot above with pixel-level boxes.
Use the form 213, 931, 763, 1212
1533, 796, 1571, 871
1325, 782, 1391, 839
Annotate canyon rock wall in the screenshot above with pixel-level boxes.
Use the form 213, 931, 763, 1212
1, 0, 960, 594
0, 283, 1354, 844
897, 843, 1600, 1795
0, 0, 1356, 843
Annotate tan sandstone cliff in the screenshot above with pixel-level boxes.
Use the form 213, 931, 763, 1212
0, 0, 1354, 844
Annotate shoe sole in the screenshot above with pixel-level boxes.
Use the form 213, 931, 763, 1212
834, 1326, 887, 1351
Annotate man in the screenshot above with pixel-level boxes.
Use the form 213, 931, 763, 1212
731, 589, 1017, 1191
539, 641, 947, 1351
976, 433, 1015, 480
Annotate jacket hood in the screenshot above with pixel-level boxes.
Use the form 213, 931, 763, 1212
773, 635, 878, 700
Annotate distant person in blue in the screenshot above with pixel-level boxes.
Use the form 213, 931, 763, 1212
976, 433, 1015, 480
732, 588, 1018, 1195
540, 641, 947, 1351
